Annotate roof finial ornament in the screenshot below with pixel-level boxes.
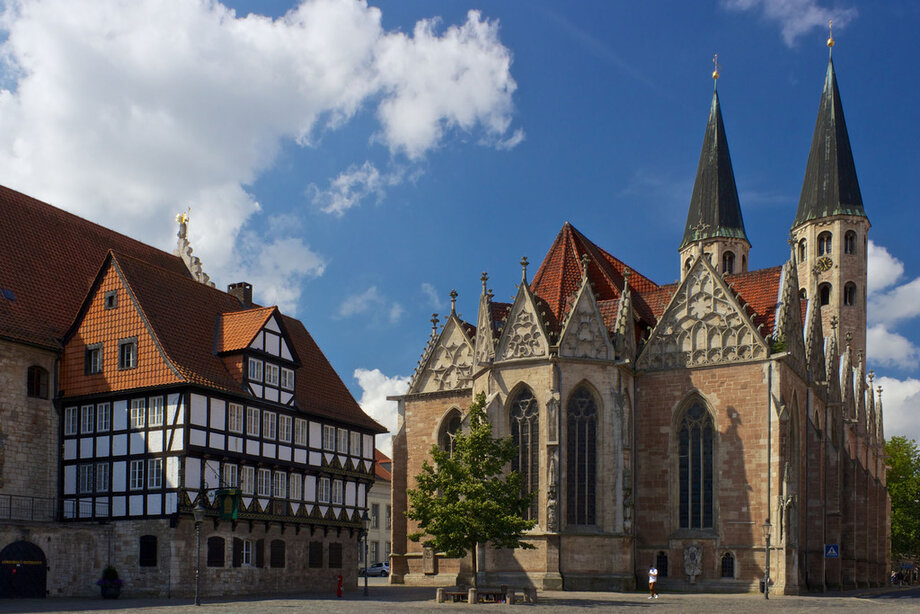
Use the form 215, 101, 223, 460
623, 266, 632, 286
868, 370, 875, 384
580, 253, 590, 280
520, 256, 529, 283
449, 289, 458, 316
712, 53, 720, 88
175, 207, 191, 239
431, 313, 439, 335
480, 271, 489, 293
827, 19, 835, 55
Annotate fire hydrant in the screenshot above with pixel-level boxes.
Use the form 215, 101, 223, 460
337, 574, 344, 598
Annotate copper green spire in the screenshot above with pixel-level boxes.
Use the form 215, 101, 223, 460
792, 57, 866, 229
680, 83, 748, 250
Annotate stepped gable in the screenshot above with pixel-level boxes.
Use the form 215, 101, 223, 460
0, 184, 190, 349
530, 222, 660, 330
113, 252, 385, 431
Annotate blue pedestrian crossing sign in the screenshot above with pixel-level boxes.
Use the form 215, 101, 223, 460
824, 544, 839, 558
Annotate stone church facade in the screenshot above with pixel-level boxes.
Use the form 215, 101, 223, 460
391, 55, 889, 593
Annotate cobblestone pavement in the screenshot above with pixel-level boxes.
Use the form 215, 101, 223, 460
2, 582, 918, 614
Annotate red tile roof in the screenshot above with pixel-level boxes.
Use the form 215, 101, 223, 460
218, 307, 276, 353
0, 185, 189, 349
725, 266, 783, 338
374, 449, 392, 482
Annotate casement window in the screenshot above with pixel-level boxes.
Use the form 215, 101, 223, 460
350, 432, 361, 457
27, 365, 49, 398
241, 466, 255, 495
228, 403, 244, 434
567, 386, 598, 526
257, 468, 271, 497
139, 535, 157, 567
337, 428, 348, 454
370, 542, 378, 564
96, 403, 111, 432
329, 543, 343, 568
294, 418, 307, 446
85, 344, 103, 375
263, 412, 277, 440
248, 358, 263, 382
104, 290, 118, 310
242, 539, 253, 566
78, 464, 94, 494
148, 458, 163, 489
265, 363, 279, 386
223, 463, 239, 489
96, 462, 110, 492
386, 504, 392, 529
130, 398, 146, 429
148, 396, 164, 427
117, 338, 137, 370
246, 407, 260, 436
332, 479, 343, 505
371, 503, 379, 528
289, 473, 302, 500
129, 460, 144, 490
278, 415, 292, 443
679, 403, 714, 529
280, 368, 294, 391
510, 387, 539, 520
317, 477, 330, 503
64, 407, 78, 436
322, 425, 335, 451
80, 405, 94, 434
273, 471, 286, 499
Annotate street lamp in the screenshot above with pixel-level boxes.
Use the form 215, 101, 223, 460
193, 501, 207, 606
762, 519, 772, 600
361, 509, 371, 597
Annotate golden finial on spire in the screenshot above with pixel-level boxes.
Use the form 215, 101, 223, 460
712, 53, 720, 82
827, 19, 835, 51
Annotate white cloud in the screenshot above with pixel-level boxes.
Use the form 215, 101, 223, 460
232, 231, 326, 313
353, 368, 411, 457
875, 376, 920, 444
867, 240, 904, 295
867, 325, 920, 371
722, 0, 857, 47
337, 285, 403, 324
420, 282, 441, 308
868, 277, 920, 327
0, 0, 519, 304
309, 161, 405, 216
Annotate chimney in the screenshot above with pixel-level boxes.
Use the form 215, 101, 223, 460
228, 282, 253, 308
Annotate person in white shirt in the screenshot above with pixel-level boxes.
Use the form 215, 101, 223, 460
648, 564, 659, 599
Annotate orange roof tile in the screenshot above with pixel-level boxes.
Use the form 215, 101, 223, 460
374, 449, 392, 482
725, 266, 783, 338
218, 307, 276, 353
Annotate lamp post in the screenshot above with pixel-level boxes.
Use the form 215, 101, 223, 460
193, 501, 206, 606
762, 519, 772, 600
361, 509, 371, 597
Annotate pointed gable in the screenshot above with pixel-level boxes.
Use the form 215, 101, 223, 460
218, 307, 275, 353
772, 260, 807, 374
409, 314, 475, 394
612, 277, 638, 362
638, 256, 769, 370
680, 89, 749, 249
496, 273, 550, 362
558, 264, 614, 360
793, 59, 867, 228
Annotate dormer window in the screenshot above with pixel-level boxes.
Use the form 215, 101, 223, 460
248, 358, 263, 382
265, 363, 279, 386
280, 367, 294, 390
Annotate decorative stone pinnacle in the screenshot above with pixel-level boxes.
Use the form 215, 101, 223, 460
581, 253, 590, 280
449, 289, 458, 315
520, 256, 529, 282
830, 316, 839, 331
431, 313, 439, 334
846, 331, 852, 344
868, 370, 875, 383
481, 272, 488, 293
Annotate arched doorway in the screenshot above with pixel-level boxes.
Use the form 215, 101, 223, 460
0, 541, 47, 598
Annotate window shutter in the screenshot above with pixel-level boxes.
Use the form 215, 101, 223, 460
232, 537, 242, 567
255, 538, 265, 568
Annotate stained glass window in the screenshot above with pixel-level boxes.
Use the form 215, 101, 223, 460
566, 386, 597, 526
510, 388, 539, 520
678, 403, 713, 529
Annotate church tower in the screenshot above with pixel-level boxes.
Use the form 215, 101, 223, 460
790, 33, 869, 357
679, 60, 750, 281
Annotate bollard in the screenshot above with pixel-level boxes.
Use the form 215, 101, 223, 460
436, 588, 445, 603
468, 587, 478, 604
337, 575, 343, 598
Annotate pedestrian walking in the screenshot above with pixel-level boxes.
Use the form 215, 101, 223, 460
648, 563, 659, 599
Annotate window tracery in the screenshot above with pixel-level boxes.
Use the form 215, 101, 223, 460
678, 403, 713, 529
566, 386, 597, 526
510, 388, 539, 520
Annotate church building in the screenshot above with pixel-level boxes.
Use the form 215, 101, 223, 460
391, 46, 889, 593
0, 193, 384, 597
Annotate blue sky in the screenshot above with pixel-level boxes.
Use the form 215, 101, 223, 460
1, 0, 917, 452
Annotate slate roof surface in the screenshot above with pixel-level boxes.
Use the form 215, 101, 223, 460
0, 185, 189, 349
794, 59, 867, 228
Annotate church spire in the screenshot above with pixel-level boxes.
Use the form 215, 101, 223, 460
792, 56, 866, 228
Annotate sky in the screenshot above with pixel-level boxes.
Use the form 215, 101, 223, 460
1, 0, 918, 455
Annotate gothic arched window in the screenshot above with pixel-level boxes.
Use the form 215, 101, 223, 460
844, 282, 857, 306
844, 230, 857, 255
438, 409, 462, 456
798, 288, 807, 301
797, 239, 806, 262
684, 258, 692, 272
510, 388, 539, 520
27, 365, 49, 398
819, 283, 832, 306
817, 232, 832, 256
721, 552, 735, 578
566, 386, 597, 526
722, 251, 735, 274
678, 403, 713, 529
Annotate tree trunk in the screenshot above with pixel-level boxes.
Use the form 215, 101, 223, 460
471, 542, 478, 588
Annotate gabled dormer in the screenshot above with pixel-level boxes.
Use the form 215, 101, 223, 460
217, 300, 300, 406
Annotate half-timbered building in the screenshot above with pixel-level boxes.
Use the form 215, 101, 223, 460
0, 191, 384, 598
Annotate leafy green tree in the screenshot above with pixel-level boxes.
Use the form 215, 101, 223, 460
407, 392, 536, 587
885, 435, 920, 560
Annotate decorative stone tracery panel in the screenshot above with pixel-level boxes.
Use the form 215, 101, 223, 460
559, 286, 611, 360
415, 320, 474, 393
